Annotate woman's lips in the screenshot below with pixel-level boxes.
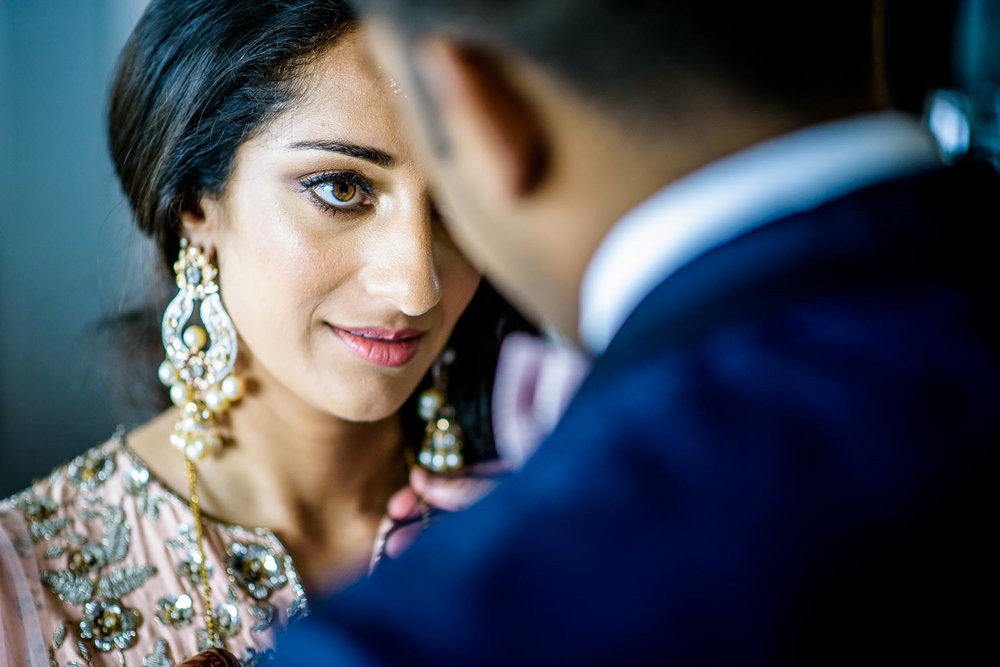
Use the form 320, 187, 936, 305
329, 326, 424, 368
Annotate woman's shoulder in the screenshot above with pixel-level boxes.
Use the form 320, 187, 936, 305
0, 433, 144, 600
0, 433, 129, 524
0, 433, 141, 666
0, 431, 306, 666
0, 430, 182, 595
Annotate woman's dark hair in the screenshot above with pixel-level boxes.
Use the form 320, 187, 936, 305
108, 0, 532, 463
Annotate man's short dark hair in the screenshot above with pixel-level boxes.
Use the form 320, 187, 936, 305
353, 1, 878, 125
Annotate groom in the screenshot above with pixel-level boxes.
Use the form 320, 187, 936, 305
276, 2, 999, 664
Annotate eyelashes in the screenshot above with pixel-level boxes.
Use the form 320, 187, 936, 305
297, 171, 376, 215
295, 172, 453, 250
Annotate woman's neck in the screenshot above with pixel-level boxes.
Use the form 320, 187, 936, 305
215, 378, 406, 522
127, 371, 409, 590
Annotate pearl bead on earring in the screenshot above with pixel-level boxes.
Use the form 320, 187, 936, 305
220, 375, 245, 401
158, 360, 178, 386
182, 325, 208, 352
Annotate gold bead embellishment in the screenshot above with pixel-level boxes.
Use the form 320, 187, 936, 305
185, 456, 219, 648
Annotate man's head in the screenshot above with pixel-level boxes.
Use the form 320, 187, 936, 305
352, 1, 881, 341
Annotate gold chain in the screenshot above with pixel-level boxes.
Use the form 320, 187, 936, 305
184, 457, 220, 649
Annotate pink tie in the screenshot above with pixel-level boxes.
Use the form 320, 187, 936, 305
491, 332, 592, 467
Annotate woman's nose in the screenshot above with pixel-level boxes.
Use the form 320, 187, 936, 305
361, 205, 442, 317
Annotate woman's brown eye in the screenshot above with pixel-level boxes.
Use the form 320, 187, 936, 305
332, 181, 356, 202
309, 177, 369, 208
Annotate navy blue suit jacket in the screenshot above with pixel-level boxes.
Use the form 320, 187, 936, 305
275, 163, 1000, 665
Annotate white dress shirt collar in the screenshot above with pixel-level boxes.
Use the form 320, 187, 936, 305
578, 111, 942, 354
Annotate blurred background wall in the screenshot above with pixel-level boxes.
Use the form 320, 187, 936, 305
0, 0, 152, 496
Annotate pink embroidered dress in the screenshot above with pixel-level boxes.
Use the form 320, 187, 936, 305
0, 432, 311, 666
0, 334, 589, 666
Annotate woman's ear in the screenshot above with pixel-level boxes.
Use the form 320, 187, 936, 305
179, 198, 218, 253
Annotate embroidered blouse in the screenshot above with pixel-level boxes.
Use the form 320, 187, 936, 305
0, 433, 313, 666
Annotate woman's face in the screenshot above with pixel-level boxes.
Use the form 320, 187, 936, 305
187, 29, 480, 422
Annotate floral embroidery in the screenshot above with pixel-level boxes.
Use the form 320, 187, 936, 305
225, 541, 288, 600
40, 500, 155, 601
196, 601, 243, 650
124, 465, 149, 495
287, 595, 309, 622
97, 564, 157, 599
170, 525, 216, 586
144, 638, 175, 667
45, 544, 67, 559
78, 598, 142, 652
19, 493, 57, 523
249, 601, 277, 633
125, 460, 164, 519
100, 504, 130, 562
40, 569, 94, 605
155, 593, 195, 628
74, 637, 93, 664
5, 436, 308, 665
66, 542, 106, 575
177, 551, 215, 587
242, 646, 278, 666
67, 450, 116, 491
52, 620, 67, 649
29, 516, 70, 542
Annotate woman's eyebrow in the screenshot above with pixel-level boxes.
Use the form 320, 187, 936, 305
287, 139, 395, 167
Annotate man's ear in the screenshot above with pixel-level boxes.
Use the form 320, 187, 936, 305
414, 37, 549, 202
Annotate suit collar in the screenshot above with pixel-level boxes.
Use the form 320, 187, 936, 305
579, 112, 941, 355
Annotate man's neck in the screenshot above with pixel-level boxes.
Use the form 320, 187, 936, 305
578, 108, 937, 353
545, 97, 875, 344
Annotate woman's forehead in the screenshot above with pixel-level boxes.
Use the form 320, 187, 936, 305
263, 28, 406, 155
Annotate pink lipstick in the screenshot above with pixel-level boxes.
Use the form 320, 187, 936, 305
330, 326, 424, 367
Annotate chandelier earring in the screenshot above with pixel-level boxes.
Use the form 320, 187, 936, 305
417, 349, 464, 473
157, 239, 245, 463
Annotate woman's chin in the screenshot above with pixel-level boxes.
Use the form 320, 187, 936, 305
307, 356, 428, 422
312, 389, 410, 424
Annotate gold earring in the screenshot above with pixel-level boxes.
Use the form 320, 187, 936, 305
417, 349, 464, 473
158, 239, 245, 462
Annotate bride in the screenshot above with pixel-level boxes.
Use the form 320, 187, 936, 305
0, 1, 527, 665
